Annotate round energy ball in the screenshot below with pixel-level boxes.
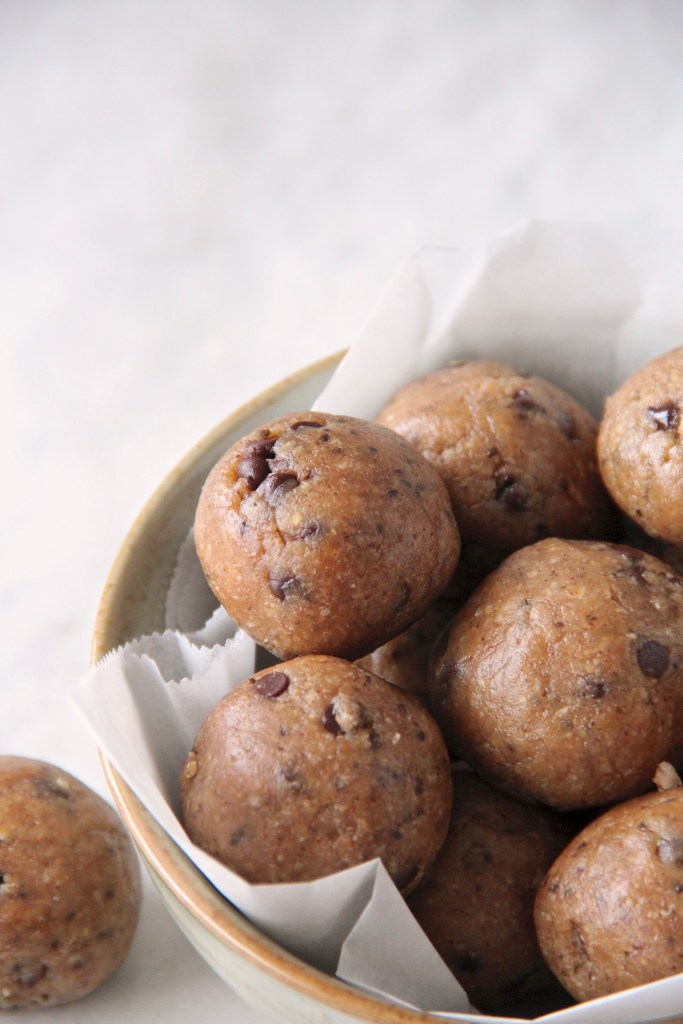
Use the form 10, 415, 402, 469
599, 347, 683, 545
194, 411, 460, 660
376, 360, 611, 556
535, 787, 683, 1001
0, 757, 141, 1011
408, 772, 574, 1016
180, 656, 453, 891
431, 539, 683, 810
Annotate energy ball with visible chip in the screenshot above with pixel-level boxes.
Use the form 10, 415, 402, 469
599, 346, 683, 545
194, 412, 460, 660
0, 757, 141, 1011
180, 656, 453, 891
408, 772, 574, 1016
431, 539, 683, 810
376, 361, 611, 556
535, 787, 683, 1001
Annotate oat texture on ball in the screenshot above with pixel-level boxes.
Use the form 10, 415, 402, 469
535, 787, 683, 1002
180, 656, 453, 892
431, 539, 683, 810
599, 346, 683, 546
194, 412, 460, 660
376, 360, 612, 557
0, 757, 141, 1011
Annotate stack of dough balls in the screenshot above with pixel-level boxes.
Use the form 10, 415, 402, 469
187, 351, 683, 1016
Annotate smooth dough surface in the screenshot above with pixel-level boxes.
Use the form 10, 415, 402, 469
431, 538, 683, 810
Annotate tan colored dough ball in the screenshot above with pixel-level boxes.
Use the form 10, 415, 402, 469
408, 772, 574, 1016
535, 787, 683, 1001
194, 412, 460, 660
431, 539, 683, 810
376, 360, 611, 555
180, 656, 453, 892
0, 757, 141, 1011
598, 347, 683, 545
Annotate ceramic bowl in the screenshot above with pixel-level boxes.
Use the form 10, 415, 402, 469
92, 351, 459, 1024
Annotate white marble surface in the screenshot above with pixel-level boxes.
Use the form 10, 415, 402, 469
3, 1, 683, 1021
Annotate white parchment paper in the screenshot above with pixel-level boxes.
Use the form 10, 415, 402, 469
75, 220, 683, 1023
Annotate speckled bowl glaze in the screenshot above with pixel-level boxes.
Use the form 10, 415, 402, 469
92, 352, 465, 1024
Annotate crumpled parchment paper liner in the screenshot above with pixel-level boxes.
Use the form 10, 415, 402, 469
76, 219, 683, 1022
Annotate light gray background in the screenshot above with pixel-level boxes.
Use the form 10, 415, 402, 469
3, 2, 683, 1021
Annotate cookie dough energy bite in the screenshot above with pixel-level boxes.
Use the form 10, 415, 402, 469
195, 412, 460, 660
376, 361, 611, 556
599, 346, 683, 545
180, 656, 453, 890
431, 539, 683, 810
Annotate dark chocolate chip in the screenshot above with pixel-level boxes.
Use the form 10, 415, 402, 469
237, 454, 271, 490
290, 420, 323, 430
387, 488, 399, 498
558, 409, 578, 440
34, 778, 70, 799
230, 826, 246, 847
245, 438, 277, 458
486, 447, 499, 458
637, 640, 670, 678
512, 388, 545, 414
260, 471, 299, 503
494, 474, 528, 513
268, 571, 302, 600
322, 704, 344, 735
253, 671, 290, 698
579, 678, 608, 699
648, 402, 680, 431
14, 961, 48, 987
294, 521, 322, 540
319, 430, 331, 442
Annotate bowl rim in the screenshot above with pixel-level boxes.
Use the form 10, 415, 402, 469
92, 351, 445, 1024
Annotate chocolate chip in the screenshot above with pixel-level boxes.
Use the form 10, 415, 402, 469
290, 420, 323, 430
237, 454, 271, 490
294, 521, 322, 540
558, 409, 578, 440
486, 446, 499, 458
268, 571, 302, 600
322, 704, 344, 735
512, 388, 545, 414
387, 488, 399, 498
230, 826, 246, 846
648, 402, 680, 431
253, 671, 290, 698
14, 961, 48, 987
245, 438, 277, 458
259, 471, 299, 504
34, 778, 70, 799
637, 640, 670, 678
494, 474, 528, 512
579, 678, 608, 699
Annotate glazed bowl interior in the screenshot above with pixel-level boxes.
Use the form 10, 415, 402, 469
92, 352, 447, 1024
